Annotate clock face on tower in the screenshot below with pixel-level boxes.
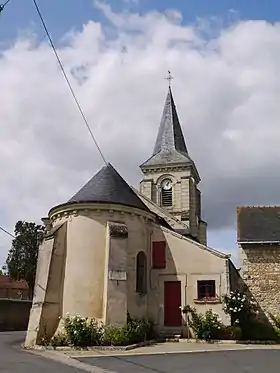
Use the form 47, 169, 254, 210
162, 179, 172, 190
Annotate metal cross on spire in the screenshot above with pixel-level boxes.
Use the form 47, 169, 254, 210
165, 70, 174, 87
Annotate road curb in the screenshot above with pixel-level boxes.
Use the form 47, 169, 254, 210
23, 339, 159, 352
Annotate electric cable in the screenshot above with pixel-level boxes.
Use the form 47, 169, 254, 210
0, 0, 12, 13
32, 0, 108, 165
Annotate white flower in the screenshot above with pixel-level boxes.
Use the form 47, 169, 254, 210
229, 307, 233, 311
66, 312, 70, 316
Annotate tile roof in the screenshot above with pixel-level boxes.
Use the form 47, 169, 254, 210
0, 275, 28, 290
52, 163, 151, 213
237, 206, 280, 243
141, 87, 195, 168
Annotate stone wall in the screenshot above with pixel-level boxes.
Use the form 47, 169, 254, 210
0, 299, 31, 331
239, 243, 280, 317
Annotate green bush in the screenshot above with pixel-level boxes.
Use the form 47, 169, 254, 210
274, 327, 280, 339
101, 325, 131, 346
44, 314, 155, 347
241, 319, 278, 341
274, 316, 280, 329
186, 307, 223, 341
217, 325, 242, 340
50, 333, 69, 347
64, 314, 102, 347
128, 317, 155, 343
101, 317, 155, 346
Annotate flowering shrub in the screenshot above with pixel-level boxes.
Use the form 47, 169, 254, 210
47, 313, 155, 347
223, 290, 258, 324
182, 306, 223, 340
64, 314, 101, 346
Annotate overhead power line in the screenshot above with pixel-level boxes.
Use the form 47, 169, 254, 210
0, 0, 12, 13
32, 0, 108, 166
0, 225, 15, 239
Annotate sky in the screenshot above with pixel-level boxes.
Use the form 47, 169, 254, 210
1, 0, 280, 266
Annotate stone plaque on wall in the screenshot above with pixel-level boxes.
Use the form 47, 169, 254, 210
108, 270, 127, 281
109, 223, 128, 238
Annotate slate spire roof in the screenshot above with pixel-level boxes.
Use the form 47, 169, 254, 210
141, 87, 194, 168
68, 163, 150, 211
50, 163, 150, 213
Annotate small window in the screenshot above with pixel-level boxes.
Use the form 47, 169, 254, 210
136, 251, 147, 294
197, 280, 216, 300
161, 179, 173, 207
152, 241, 166, 269
161, 188, 172, 207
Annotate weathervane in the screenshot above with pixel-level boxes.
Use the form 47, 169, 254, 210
165, 70, 174, 87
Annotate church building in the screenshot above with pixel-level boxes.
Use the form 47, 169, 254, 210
25, 85, 234, 347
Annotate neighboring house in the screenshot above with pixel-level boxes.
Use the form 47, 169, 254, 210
237, 206, 280, 319
0, 275, 29, 300
25, 86, 234, 347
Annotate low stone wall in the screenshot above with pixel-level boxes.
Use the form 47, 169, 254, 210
0, 299, 32, 331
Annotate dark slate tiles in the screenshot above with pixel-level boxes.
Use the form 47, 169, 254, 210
237, 206, 280, 243
66, 163, 150, 212
141, 87, 193, 167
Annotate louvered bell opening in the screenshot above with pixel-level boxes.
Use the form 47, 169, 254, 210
161, 189, 172, 207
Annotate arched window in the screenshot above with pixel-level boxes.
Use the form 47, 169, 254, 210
136, 251, 147, 295
161, 178, 173, 207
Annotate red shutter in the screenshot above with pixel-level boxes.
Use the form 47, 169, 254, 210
152, 241, 166, 269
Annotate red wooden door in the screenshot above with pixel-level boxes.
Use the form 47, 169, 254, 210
164, 281, 182, 327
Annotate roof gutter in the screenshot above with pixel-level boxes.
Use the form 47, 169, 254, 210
238, 240, 280, 244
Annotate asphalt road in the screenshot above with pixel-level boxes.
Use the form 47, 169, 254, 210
0, 332, 83, 372
78, 349, 280, 373
2, 331, 280, 373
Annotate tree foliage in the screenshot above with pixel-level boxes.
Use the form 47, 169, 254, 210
5, 221, 45, 298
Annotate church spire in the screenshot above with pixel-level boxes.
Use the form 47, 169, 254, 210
141, 83, 194, 169
152, 86, 189, 157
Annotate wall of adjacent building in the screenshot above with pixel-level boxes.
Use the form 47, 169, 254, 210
0, 299, 31, 331
239, 243, 280, 318
148, 225, 230, 327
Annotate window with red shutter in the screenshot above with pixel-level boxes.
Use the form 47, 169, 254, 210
152, 241, 166, 269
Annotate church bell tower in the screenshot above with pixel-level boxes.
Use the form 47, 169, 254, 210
139, 74, 207, 244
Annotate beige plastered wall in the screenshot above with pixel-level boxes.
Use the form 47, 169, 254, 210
26, 201, 230, 346
147, 225, 230, 326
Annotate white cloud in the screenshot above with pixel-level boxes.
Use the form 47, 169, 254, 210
1, 4, 280, 264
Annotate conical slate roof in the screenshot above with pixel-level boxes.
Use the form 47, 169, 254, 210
63, 163, 150, 212
141, 87, 193, 167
